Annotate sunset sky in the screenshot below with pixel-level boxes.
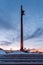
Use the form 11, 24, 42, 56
0, 0, 43, 50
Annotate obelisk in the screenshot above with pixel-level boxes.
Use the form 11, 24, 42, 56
20, 5, 24, 51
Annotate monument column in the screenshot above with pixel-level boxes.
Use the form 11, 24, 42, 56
20, 5, 24, 51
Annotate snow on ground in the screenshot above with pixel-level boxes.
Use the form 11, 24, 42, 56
9, 51, 43, 55
0, 50, 6, 54
9, 51, 29, 54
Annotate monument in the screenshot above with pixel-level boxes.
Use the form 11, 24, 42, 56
20, 5, 24, 51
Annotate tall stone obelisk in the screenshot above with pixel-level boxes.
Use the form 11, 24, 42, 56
20, 5, 24, 51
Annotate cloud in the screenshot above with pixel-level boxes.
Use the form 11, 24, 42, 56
0, 29, 20, 46
24, 28, 43, 40
0, 18, 12, 29
35, 40, 43, 42
0, 41, 12, 46
0, 9, 17, 30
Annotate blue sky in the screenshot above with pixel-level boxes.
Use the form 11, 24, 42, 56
0, 0, 43, 50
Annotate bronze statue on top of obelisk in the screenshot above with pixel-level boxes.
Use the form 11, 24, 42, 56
20, 5, 25, 51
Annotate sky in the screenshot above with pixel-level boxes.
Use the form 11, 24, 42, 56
0, 0, 43, 50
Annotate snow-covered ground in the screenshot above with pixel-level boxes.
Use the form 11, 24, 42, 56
9, 51, 25, 54
9, 51, 29, 54
9, 51, 43, 55
0, 50, 6, 54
